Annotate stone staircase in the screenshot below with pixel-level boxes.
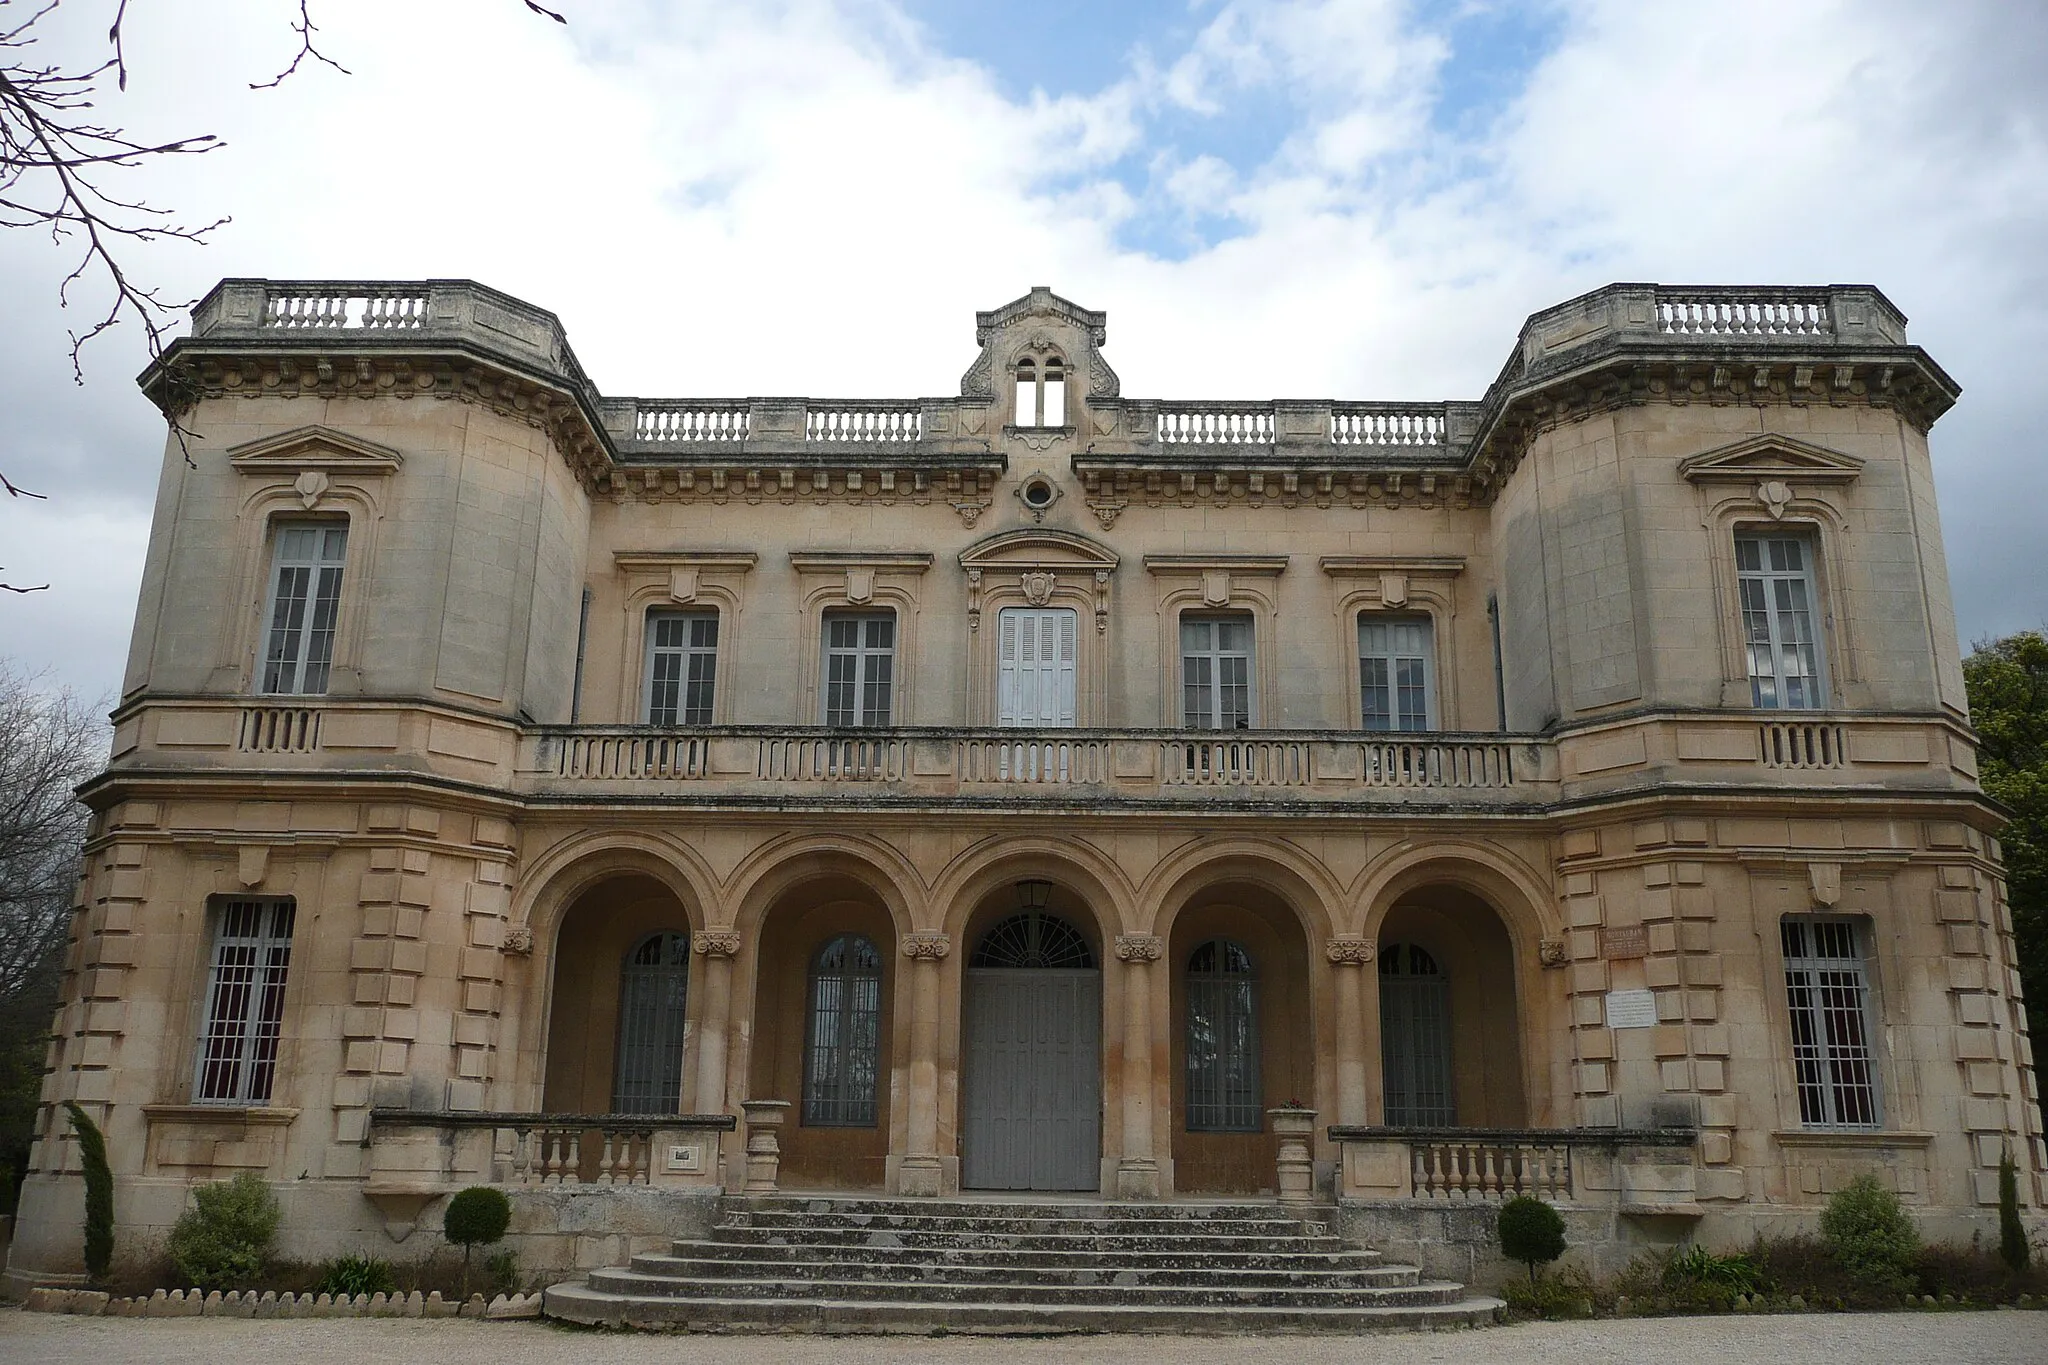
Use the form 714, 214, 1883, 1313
544, 1195, 1503, 1334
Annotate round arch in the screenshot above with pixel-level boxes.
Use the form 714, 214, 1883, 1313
1140, 841, 1343, 946
726, 833, 925, 946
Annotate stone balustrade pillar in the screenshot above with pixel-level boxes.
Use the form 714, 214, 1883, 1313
691, 930, 741, 1116
1326, 936, 1376, 1128
1114, 934, 1164, 1199
899, 932, 950, 1196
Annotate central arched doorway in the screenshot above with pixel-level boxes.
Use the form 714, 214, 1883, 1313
962, 888, 1102, 1190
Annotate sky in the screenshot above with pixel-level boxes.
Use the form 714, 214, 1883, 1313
2, 0, 2044, 705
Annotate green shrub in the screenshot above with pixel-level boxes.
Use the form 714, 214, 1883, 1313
1497, 1195, 1566, 1282
483, 1248, 520, 1298
442, 1185, 512, 1294
314, 1252, 396, 1299
1999, 1146, 2031, 1273
167, 1172, 281, 1291
63, 1103, 114, 1282
1665, 1244, 1765, 1298
1500, 1265, 1594, 1319
1819, 1174, 1919, 1295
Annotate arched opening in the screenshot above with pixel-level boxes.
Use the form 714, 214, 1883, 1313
1376, 887, 1526, 1127
748, 874, 897, 1189
542, 873, 696, 1115
1167, 881, 1312, 1193
960, 880, 1103, 1191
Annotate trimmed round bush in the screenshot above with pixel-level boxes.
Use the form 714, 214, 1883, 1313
1819, 1173, 1919, 1286
443, 1186, 511, 1254
167, 1172, 281, 1291
1497, 1195, 1567, 1281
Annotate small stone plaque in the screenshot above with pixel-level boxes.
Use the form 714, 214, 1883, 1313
1605, 988, 1658, 1030
1601, 924, 1648, 959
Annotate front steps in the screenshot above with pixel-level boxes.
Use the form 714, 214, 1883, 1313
544, 1195, 1503, 1334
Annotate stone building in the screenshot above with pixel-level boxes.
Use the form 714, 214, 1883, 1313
6, 277, 2041, 1292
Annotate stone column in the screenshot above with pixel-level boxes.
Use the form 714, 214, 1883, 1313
1325, 936, 1376, 1128
898, 932, 950, 1196
1114, 934, 1164, 1199
691, 930, 741, 1115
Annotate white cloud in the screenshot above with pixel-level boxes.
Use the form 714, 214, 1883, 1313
3, 0, 2043, 700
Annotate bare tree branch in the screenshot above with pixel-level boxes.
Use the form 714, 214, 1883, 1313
248, 0, 350, 91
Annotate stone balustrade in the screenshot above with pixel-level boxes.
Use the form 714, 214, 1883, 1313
1331, 1124, 1700, 1211
366, 1109, 735, 1191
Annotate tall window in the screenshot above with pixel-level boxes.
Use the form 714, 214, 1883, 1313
1359, 616, 1435, 731
1737, 533, 1825, 709
645, 611, 718, 725
613, 932, 690, 1114
1379, 943, 1454, 1125
260, 523, 347, 694
1185, 939, 1261, 1132
997, 608, 1077, 727
804, 935, 883, 1126
823, 612, 896, 726
1014, 356, 1065, 428
194, 898, 296, 1104
1181, 615, 1254, 729
1782, 917, 1880, 1129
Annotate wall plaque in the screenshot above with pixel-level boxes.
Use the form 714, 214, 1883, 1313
1601, 924, 1648, 960
1605, 988, 1658, 1030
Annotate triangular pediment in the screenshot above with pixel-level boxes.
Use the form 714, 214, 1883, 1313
226, 425, 404, 474
958, 528, 1120, 573
1677, 434, 1863, 484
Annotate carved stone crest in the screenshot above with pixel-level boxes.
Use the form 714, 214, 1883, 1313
293, 470, 330, 510
1021, 571, 1056, 606
1538, 937, 1569, 968
693, 929, 743, 958
1324, 936, 1375, 965
1114, 934, 1164, 963
1757, 480, 1794, 519
901, 932, 952, 961
1808, 862, 1842, 908
500, 925, 534, 956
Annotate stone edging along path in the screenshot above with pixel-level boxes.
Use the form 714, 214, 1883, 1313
21, 1285, 542, 1320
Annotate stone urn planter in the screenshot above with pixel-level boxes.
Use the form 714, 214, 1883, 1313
1268, 1106, 1318, 1206
740, 1100, 793, 1194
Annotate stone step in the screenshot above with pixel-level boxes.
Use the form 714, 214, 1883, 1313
710, 1225, 1348, 1253
662, 1239, 1388, 1274
587, 1267, 1467, 1310
724, 1209, 1329, 1237
738, 1196, 1297, 1221
634, 1251, 1419, 1289
545, 1282, 1506, 1334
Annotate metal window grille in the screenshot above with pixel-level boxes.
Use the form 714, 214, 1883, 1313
823, 612, 895, 726
260, 524, 347, 695
803, 935, 883, 1126
612, 932, 691, 1114
969, 912, 1096, 969
1782, 916, 1881, 1128
1185, 939, 1261, 1132
645, 611, 719, 725
1737, 534, 1826, 709
194, 898, 296, 1104
1359, 616, 1436, 731
1379, 942, 1454, 1125
1181, 615, 1254, 729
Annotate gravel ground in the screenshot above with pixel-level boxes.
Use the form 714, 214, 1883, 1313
1, 1309, 2042, 1365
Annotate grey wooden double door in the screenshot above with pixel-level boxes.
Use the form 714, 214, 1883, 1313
962, 967, 1102, 1190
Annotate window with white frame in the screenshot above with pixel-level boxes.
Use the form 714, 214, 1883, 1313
1013, 356, 1066, 428
1737, 533, 1826, 709
997, 607, 1077, 727
194, 897, 296, 1105
1359, 615, 1436, 731
1782, 916, 1881, 1129
644, 610, 718, 725
1181, 614, 1254, 728
259, 523, 347, 695
823, 612, 896, 726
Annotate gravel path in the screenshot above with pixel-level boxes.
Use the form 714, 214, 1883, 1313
1, 1309, 2042, 1365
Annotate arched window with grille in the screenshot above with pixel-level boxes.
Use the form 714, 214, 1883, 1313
804, 934, 884, 1126
1379, 942, 1454, 1125
1185, 938, 1261, 1132
612, 931, 690, 1114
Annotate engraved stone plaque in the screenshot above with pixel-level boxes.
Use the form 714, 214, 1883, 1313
1605, 988, 1658, 1030
1601, 924, 1648, 960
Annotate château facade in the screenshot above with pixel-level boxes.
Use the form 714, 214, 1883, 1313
8, 276, 2041, 1286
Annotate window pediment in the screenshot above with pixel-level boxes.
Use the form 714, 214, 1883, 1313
958, 528, 1119, 574
226, 425, 405, 476
1678, 434, 1864, 485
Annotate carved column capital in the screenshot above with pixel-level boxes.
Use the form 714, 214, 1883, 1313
1114, 933, 1164, 963
693, 929, 743, 959
1538, 937, 1569, 968
500, 925, 534, 956
901, 932, 952, 961
1324, 936, 1375, 965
